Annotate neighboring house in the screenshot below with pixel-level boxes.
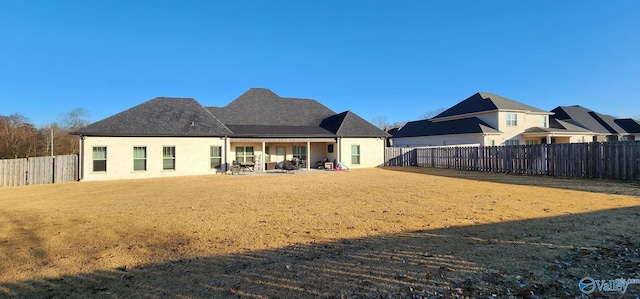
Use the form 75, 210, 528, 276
74, 88, 388, 181
550, 105, 628, 142
614, 118, 640, 141
392, 92, 594, 147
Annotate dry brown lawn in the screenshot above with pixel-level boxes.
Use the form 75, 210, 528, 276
1, 167, 639, 298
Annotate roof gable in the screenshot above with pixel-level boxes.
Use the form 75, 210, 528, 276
434, 92, 549, 119
75, 97, 231, 136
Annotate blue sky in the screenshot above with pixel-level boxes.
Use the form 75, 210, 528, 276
1, 1, 639, 127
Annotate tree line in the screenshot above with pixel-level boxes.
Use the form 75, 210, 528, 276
0, 109, 90, 159
370, 108, 447, 131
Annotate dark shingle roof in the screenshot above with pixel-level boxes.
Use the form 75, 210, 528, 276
74, 97, 232, 136
76, 88, 389, 138
524, 118, 593, 133
433, 92, 549, 119
386, 127, 400, 136
321, 111, 389, 137
615, 118, 640, 133
551, 105, 626, 135
394, 117, 500, 138
207, 88, 336, 126
224, 125, 334, 137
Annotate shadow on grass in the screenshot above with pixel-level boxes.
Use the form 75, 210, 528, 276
381, 166, 640, 197
1, 207, 640, 298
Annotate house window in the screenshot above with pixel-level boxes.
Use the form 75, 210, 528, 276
133, 146, 146, 171
506, 113, 517, 126
489, 140, 496, 146
92, 147, 107, 172
264, 146, 270, 162
292, 145, 307, 161
525, 140, 539, 145
163, 146, 176, 170
327, 144, 334, 153
505, 140, 520, 146
541, 116, 547, 127
351, 145, 360, 165
235, 146, 254, 163
210, 146, 222, 169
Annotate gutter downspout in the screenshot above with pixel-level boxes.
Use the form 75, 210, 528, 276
223, 136, 229, 172
79, 135, 85, 181
306, 140, 311, 171
337, 137, 342, 166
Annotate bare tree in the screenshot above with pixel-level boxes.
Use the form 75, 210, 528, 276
391, 121, 408, 128
419, 108, 446, 120
60, 108, 90, 130
0, 114, 37, 158
370, 116, 391, 130
58, 108, 91, 154
37, 123, 68, 156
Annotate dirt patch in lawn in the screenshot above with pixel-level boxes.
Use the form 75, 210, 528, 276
1, 167, 639, 298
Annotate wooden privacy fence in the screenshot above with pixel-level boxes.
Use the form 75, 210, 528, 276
384, 142, 640, 180
0, 155, 78, 187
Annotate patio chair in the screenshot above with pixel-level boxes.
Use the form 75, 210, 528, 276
231, 160, 241, 175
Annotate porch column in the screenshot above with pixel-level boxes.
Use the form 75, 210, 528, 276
546, 135, 552, 144
262, 141, 266, 173
306, 141, 311, 170
224, 137, 230, 172
337, 137, 342, 165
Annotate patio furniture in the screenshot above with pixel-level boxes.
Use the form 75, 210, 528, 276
240, 161, 255, 172
231, 160, 241, 175
276, 159, 301, 173
324, 161, 334, 170
317, 157, 332, 169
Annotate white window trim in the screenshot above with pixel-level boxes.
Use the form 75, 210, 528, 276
163, 146, 176, 170
351, 145, 360, 165
92, 146, 107, 172
210, 146, 222, 169
133, 146, 147, 171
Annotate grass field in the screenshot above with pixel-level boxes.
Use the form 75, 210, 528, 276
1, 167, 639, 298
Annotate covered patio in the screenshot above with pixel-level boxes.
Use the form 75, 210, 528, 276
228, 137, 343, 172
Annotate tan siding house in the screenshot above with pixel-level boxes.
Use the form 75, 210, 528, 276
75, 88, 388, 181
393, 92, 594, 147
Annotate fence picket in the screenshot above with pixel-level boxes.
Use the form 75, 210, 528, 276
385, 142, 640, 181
0, 155, 78, 188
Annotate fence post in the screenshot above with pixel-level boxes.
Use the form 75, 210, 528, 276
381, 142, 638, 181
411, 148, 417, 166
